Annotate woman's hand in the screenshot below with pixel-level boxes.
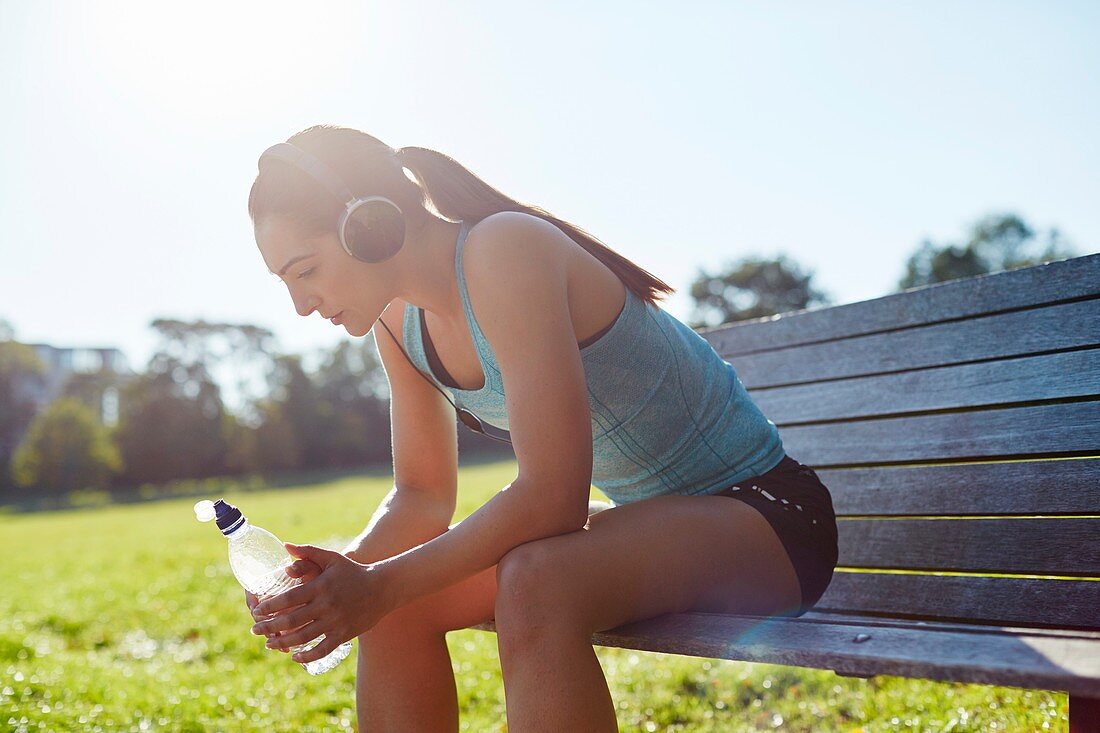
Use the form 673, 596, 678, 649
248, 542, 395, 664
246, 557, 322, 642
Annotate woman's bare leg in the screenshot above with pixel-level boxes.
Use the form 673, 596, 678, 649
352, 504, 616, 731
493, 494, 803, 733
354, 548, 498, 732
356, 626, 458, 730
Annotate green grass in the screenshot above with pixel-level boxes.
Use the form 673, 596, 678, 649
1, 458, 1068, 731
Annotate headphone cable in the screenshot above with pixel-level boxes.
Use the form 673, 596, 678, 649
374, 317, 512, 444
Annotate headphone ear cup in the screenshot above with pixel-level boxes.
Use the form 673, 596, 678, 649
343, 202, 406, 263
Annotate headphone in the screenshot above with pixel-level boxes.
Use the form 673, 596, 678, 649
258, 142, 513, 445
259, 142, 407, 263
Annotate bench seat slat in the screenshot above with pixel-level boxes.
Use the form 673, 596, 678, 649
817, 572, 1100, 629
752, 348, 1100, 425
819, 458, 1100, 516
799, 611, 1100, 639
724, 298, 1099, 389
837, 517, 1100, 575
704, 254, 1100, 356
781, 401, 1099, 466
471, 612, 1100, 695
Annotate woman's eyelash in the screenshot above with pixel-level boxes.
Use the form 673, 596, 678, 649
297, 268, 315, 279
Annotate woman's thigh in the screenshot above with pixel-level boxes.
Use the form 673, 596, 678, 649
496, 494, 804, 635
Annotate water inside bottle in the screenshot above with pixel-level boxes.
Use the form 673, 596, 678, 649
252, 560, 299, 599
251, 560, 345, 672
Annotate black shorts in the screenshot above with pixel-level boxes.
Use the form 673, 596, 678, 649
711, 455, 839, 616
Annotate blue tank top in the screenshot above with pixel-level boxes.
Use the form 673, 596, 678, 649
401, 219, 786, 505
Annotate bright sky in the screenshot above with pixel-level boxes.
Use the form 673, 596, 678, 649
2, 1, 1098, 375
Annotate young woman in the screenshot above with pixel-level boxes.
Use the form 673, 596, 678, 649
245, 124, 838, 732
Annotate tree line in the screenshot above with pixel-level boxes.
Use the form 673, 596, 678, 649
0, 212, 1077, 499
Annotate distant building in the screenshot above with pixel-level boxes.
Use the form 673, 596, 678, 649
23, 344, 132, 426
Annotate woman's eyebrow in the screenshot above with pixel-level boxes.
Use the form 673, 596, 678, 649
273, 253, 312, 277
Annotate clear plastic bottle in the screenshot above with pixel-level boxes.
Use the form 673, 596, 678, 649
195, 498, 353, 675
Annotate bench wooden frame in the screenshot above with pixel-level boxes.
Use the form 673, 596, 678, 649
473, 254, 1100, 731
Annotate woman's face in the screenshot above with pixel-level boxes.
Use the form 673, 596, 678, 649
256, 215, 391, 338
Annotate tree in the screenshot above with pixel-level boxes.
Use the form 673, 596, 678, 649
110, 318, 279, 485
113, 370, 231, 485
312, 340, 391, 466
60, 368, 129, 426
251, 354, 316, 472
147, 318, 277, 427
250, 400, 302, 472
0, 327, 47, 488
253, 341, 392, 472
10, 398, 122, 494
686, 255, 831, 329
898, 212, 1077, 290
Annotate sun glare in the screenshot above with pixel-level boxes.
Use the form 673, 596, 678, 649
69, 2, 367, 123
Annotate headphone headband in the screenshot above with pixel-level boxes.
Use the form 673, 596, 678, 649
258, 142, 358, 209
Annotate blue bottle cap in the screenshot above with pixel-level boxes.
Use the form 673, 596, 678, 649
212, 499, 245, 536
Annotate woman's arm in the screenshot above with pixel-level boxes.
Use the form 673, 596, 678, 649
344, 297, 460, 564
251, 473, 585, 662
341, 483, 455, 564
376, 216, 597, 604
373, 473, 584, 607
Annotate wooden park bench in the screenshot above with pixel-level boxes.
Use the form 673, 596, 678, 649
474, 253, 1100, 731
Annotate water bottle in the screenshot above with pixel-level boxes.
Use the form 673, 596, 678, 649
195, 498, 353, 675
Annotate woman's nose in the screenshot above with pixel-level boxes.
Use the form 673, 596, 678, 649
292, 291, 320, 317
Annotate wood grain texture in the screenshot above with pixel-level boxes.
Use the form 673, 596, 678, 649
701, 254, 1100, 356
817, 458, 1100, 516
836, 517, 1100, 574
781, 401, 1100, 466
725, 299, 1099, 388
751, 348, 1100, 424
797, 611, 1100, 638
815, 572, 1100, 629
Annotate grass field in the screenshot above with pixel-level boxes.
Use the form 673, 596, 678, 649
2, 458, 1068, 731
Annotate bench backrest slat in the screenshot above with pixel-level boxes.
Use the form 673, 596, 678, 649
705, 253, 1100, 355
817, 459, 1100, 515
838, 517, 1100, 575
810, 574, 1100, 630
726, 299, 1097, 389
753, 349, 1100, 425
781, 401, 1097, 466
699, 254, 1100, 630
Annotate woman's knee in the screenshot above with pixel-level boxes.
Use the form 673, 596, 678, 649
494, 542, 582, 639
